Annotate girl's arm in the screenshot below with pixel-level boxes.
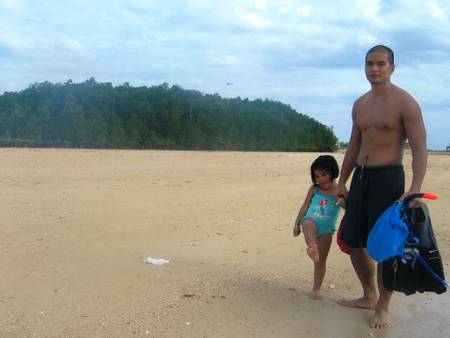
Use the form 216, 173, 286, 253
294, 185, 315, 227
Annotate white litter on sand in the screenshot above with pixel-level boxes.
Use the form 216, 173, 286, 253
144, 257, 170, 265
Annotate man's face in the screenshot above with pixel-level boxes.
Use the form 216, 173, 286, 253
365, 51, 395, 85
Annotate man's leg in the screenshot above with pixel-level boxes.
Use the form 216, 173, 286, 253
370, 263, 392, 329
337, 248, 378, 309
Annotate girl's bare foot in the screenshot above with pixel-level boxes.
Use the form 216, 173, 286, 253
310, 289, 322, 300
307, 243, 319, 263
293, 223, 301, 237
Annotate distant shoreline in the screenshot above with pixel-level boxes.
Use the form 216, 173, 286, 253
338, 148, 450, 156
1, 145, 449, 154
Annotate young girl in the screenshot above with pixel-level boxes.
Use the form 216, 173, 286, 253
293, 155, 341, 300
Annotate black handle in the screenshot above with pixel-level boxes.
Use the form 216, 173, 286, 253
403, 193, 438, 204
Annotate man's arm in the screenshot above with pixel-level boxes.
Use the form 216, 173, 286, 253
402, 95, 427, 195
336, 103, 361, 205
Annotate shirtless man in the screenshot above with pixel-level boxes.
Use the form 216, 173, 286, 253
335, 45, 427, 329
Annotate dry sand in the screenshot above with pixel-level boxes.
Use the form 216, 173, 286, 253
1, 148, 449, 338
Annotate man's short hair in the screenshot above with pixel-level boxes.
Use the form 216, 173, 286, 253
366, 45, 395, 64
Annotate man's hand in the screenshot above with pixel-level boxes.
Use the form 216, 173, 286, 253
399, 190, 422, 208
335, 184, 348, 208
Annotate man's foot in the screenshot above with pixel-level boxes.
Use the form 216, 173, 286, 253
306, 243, 319, 263
293, 223, 301, 237
310, 289, 322, 300
370, 308, 390, 329
336, 297, 376, 309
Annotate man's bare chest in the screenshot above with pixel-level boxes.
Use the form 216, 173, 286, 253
356, 105, 402, 132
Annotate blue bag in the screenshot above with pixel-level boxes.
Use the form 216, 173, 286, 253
367, 202, 410, 262
368, 193, 447, 295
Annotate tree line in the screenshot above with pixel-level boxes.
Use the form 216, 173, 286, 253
0, 78, 338, 151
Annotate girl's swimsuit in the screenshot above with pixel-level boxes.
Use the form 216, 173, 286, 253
303, 187, 340, 238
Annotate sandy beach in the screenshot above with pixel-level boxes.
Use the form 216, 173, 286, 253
1, 148, 449, 338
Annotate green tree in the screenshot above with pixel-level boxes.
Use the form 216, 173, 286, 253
0, 79, 338, 151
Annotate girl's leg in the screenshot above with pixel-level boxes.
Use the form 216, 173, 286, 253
302, 220, 319, 262
293, 222, 301, 237
311, 234, 333, 300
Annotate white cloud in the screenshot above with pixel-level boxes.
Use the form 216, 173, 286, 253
429, 2, 446, 19
0, 0, 27, 12
60, 38, 85, 52
0, 0, 449, 149
356, 32, 378, 47
212, 54, 241, 65
366, 3, 381, 19
253, 0, 268, 10
244, 12, 271, 28
296, 5, 311, 17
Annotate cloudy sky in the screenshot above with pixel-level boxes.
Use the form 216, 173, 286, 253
1, 0, 449, 149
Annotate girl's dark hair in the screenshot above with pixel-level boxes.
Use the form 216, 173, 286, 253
310, 155, 339, 183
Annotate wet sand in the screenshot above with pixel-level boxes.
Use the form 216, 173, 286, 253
1, 148, 449, 337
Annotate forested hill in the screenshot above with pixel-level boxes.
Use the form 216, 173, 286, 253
0, 78, 338, 151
